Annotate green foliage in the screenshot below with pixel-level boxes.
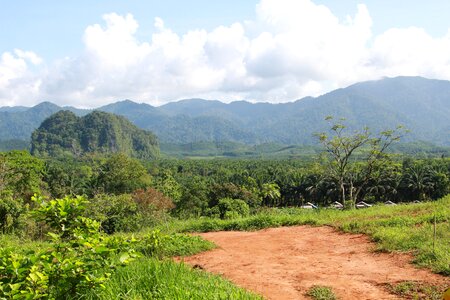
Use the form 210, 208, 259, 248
134, 231, 214, 258
0, 196, 24, 234
43, 157, 94, 197
32, 194, 94, 239
0, 228, 214, 299
210, 198, 250, 220
31, 110, 159, 159
0, 233, 137, 299
306, 285, 338, 300
157, 233, 214, 257
0, 195, 138, 299
82, 258, 262, 300
315, 117, 405, 208
96, 153, 152, 194
0, 151, 45, 200
160, 141, 323, 159
209, 182, 260, 208
152, 171, 182, 204
87, 189, 174, 234
260, 182, 281, 206
0, 151, 45, 233
175, 175, 210, 218
87, 194, 139, 234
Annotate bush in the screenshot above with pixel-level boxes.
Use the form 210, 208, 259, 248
87, 189, 175, 234
0, 195, 138, 299
87, 194, 139, 234
131, 188, 174, 225
0, 196, 24, 234
214, 198, 250, 220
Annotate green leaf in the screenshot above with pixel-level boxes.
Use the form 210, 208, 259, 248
119, 253, 130, 264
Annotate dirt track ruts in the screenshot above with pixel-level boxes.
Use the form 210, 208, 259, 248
181, 226, 449, 299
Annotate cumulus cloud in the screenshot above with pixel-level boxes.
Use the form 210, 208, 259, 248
1, 0, 450, 107
0, 50, 42, 106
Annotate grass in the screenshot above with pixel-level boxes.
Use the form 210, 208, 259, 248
1, 231, 223, 300
156, 195, 450, 275
386, 281, 448, 300
0, 234, 50, 252
77, 231, 257, 299
133, 232, 216, 258
82, 258, 262, 300
306, 285, 338, 300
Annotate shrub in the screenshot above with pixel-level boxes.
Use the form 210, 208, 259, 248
87, 193, 139, 234
31, 194, 92, 239
132, 188, 175, 225
0, 196, 24, 234
0, 195, 138, 299
214, 198, 250, 220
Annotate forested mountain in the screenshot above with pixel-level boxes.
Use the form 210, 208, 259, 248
2, 76, 450, 146
31, 111, 159, 159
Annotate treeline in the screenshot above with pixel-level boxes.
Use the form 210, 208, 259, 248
1, 150, 449, 235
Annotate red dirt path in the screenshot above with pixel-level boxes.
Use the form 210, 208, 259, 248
181, 226, 449, 299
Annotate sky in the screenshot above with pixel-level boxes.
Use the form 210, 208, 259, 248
1, 0, 450, 107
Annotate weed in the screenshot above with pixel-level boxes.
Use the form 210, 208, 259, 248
387, 281, 447, 300
306, 285, 338, 300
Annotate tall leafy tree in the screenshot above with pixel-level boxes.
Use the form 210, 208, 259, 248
0, 151, 45, 199
95, 154, 152, 195
315, 117, 405, 208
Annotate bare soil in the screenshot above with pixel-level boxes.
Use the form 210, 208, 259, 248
181, 226, 449, 299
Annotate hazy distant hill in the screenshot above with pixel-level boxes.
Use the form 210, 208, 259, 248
99, 99, 260, 143
31, 110, 159, 159
0, 102, 88, 141
1, 76, 449, 146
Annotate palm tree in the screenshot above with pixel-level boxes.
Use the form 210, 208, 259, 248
403, 164, 435, 201
260, 182, 281, 207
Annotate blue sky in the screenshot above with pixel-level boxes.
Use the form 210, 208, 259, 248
1, 0, 450, 107
1, 1, 256, 61
2, 0, 449, 61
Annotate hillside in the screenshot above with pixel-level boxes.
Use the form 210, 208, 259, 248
31, 110, 159, 159
2, 76, 450, 146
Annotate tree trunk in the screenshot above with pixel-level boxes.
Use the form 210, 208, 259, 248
349, 181, 355, 209
340, 180, 346, 208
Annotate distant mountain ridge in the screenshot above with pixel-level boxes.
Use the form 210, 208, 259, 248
1, 76, 449, 145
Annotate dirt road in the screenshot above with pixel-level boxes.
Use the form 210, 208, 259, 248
181, 226, 448, 299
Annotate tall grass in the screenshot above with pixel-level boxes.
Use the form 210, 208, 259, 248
83, 258, 262, 300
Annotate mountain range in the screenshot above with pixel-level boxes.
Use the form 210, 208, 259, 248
1, 76, 449, 146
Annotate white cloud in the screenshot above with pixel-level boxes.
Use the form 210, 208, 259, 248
1, 0, 450, 107
0, 50, 42, 106
370, 27, 450, 79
